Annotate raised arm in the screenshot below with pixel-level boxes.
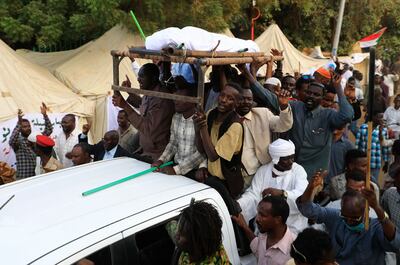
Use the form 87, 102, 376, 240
296, 170, 339, 227
329, 73, 354, 128
268, 90, 293, 132
361, 188, 397, 241
238, 64, 280, 114
41, 103, 53, 136
9, 109, 23, 151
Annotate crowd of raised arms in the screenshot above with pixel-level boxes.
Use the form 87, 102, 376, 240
5, 49, 400, 265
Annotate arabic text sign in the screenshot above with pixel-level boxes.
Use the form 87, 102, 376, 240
0, 113, 67, 168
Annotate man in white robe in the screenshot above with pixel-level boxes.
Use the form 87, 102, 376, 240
237, 138, 308, 234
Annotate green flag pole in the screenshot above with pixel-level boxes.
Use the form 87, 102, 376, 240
82, 161, 173, 196
130, 10, 146, 41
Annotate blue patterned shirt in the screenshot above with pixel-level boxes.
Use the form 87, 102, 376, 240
355, 124, 389, 169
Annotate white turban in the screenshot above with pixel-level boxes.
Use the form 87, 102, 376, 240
268, 138, 295, 164
265, 77, 281, 87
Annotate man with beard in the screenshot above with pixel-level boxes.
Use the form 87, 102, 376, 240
9, 103, 53, 179
237, 139, 308, 234
237, 87, 293, 187
297, 171, 400, 265
288, 74, 353, 178
294, 76, 311, 102
55, 113, 79, 168
232, 196, 295, 265
112, 63, 174, 163
238, 66, 353, 178
116, 110, 138, 155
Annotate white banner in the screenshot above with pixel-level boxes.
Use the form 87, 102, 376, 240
0, 113, 67, 168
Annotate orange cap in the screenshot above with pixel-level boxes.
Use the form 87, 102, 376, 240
315, 67, 331, 79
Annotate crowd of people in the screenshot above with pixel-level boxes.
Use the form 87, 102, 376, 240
4, 49, 400, 265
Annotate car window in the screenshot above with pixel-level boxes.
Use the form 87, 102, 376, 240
72, 218, 178, 265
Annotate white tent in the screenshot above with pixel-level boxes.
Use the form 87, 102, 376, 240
0, 39, 94, 122
0, 39, 95, 167
255, 24, 328, 74
17, 25, 149, 141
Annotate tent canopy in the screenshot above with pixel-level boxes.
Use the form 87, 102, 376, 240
0, 39, 94, 122
18, 25, 148, 97
256, 24, 328, 74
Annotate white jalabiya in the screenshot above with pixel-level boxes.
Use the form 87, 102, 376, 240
238, 162, 308, 234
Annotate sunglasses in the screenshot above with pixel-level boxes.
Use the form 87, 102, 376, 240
339, 212, 363, 222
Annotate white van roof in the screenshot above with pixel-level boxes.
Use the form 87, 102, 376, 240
0, 158, 211, 264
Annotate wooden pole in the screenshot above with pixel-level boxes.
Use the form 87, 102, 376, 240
112, 85, 201, 104
163, 47, 266, 58
124, 48, 283, 65
365, 47, 376, 230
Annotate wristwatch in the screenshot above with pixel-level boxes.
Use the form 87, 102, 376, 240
379, 211, 390, 224
281, 190, 288, 199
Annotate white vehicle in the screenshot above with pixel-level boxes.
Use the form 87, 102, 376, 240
0, 158, 256, 265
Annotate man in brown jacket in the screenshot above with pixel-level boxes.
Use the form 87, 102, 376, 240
112, 63, 174, 163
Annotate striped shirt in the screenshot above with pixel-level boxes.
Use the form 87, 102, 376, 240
355, 124, 389, 169
159, 113, 205, 175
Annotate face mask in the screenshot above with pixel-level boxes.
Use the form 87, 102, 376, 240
343, 220, 365, 233
272, 166, 291, 176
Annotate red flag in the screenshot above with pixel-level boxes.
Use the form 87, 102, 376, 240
359, 27, 387, 48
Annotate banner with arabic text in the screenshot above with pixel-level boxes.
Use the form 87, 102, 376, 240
0, 113, 67, 168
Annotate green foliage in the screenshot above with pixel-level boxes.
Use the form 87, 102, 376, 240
252, 0, 397, 57
0, 0, 399, 62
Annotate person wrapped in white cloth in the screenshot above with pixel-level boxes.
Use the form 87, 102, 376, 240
237, 138, 309, 234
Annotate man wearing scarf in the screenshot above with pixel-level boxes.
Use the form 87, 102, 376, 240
237, 138, 308, 234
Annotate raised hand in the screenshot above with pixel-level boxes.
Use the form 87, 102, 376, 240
331, 71, 342, 92
40, 102, 48, 116
112, 91, 128, 109
309, 170, 327, 190
361, 188, 378, 210
270, 48, 283, 57
121, 75, 131, 88
17, 109, 23, 124
82, 124, 91, 135
277, 89, 291, 109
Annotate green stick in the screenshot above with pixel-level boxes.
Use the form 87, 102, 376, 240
82, 161, 173, 196
130, 10, 146, 41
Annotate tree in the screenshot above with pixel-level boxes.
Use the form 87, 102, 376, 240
0, 0, 242, 50
1, 0, 400, 63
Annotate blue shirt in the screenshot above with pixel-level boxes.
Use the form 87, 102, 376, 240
328, 136, 355, 179
103, 145, 118, 160
297, 200, 400, 265
250, 82, 354, 178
